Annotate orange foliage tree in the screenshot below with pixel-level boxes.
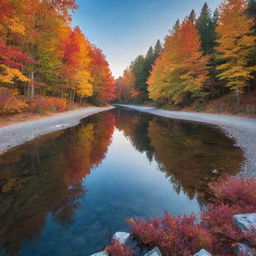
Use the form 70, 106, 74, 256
148, 18, 209, 105
0, 0, 115, 115
89, 46, 116, 105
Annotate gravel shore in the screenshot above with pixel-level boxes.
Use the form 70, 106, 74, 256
0, 106, 113, 155
117, 104, 256, 177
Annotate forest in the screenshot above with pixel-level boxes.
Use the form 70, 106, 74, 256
116, 0, 256, 113
0, 0, 116, 115
1, 0, 256, 116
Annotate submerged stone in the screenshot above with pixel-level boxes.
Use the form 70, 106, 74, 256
194, 249, 212, 256
112, 232, 130, 244
233, 213, 256, 233
90, 251, 109, 256
144, 247, 163, 256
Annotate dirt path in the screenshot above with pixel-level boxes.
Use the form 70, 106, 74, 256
117, 104, 256, 177
0, 106, 113, 155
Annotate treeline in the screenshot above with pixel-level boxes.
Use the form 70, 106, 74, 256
0, 0, 115, 115
116, 40, 162, 103
116, 0, 256, 107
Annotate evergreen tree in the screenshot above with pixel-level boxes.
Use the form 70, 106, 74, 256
188, 9, 196, 24
154, 39, 162, 58
197, 3, 217, 54
247, 0, 256, 18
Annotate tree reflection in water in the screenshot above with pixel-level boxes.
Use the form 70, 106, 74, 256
0, 109, 243, 256
115, 108, 243, 204
0, 112, 115, 255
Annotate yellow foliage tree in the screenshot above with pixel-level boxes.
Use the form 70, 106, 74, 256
216, 0, 256, 104
75, 71, 93, 102
0, 64, 29, 84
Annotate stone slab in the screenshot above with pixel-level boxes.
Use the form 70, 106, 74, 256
194, 249, 212, 256
233, 213, 256, 233
112, 232, 130, 244
144, 247, 163, 256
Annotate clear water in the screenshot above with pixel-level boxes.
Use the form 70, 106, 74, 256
0, 108, 243, 256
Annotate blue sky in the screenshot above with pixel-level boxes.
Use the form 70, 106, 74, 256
72, 0, 221, 78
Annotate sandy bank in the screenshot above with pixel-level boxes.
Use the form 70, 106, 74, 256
0, 106, 113, 155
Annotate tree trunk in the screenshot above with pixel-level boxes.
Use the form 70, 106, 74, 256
30, 71, 35, 101
236, 88, 240, 105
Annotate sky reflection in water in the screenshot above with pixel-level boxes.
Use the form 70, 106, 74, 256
0, 108, 243, 256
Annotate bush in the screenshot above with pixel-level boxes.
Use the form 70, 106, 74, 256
0, 88, 28, 115
105, 239, 134, 256
29, 97, 68, 113
52, 97, 68, 112
209, 176, 256, 212
129, 214, 212, 256
201, 204, 242, 256
122, 176, 256, 256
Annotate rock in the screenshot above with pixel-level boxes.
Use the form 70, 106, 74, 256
211, 169, 219, 174
90, 251, 109, 256
112, 232, 130, 244
233, 213, 256, 233
193, 249, 212, 256
144, 247, 163, 256
235, 243, 255, 256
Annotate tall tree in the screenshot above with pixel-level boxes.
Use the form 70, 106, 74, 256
148, 18, 209, 104
154, 39, 162, 57
89, 46, 116, 104
216, 0, 256, 104
188, 9, 196, 24
197, 3, 217, 54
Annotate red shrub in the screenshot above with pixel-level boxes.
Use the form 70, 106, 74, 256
129, 214, 212, 256
209, 176, 256, 212
29, 97, 68, 113
0, 88, 28, 115
103, 177, 256, 256
201, 204, 243, 256
53, 97, 68, 112
105, 239, 134, 256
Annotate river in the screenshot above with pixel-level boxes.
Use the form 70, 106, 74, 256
0, 108, 243, 256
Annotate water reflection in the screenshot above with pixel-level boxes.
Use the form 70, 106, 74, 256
115, 109, 242, 202
0, 109, 243, 255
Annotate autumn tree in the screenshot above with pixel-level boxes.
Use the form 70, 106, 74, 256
216, 0, 256, 104
0, 0, 34, 87
60, 26, 93, 103
116, 68, 138, 102
148, 18, 209, 105
89, 46, 116, 105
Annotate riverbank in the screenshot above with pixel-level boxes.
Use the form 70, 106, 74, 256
0, 106, 113, 155
117, 104, 256, 177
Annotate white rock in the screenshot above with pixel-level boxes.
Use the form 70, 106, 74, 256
194, 249, 212, 256
211, 169, 219, 174
233, 213, 256, 233
112, 232, 130, 244
90, 251, 108, 256
144, 247, 163, 256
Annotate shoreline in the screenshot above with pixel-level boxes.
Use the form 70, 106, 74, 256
117, 104, 256, 177
0, 106, 114, 156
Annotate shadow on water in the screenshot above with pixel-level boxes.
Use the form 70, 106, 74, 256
0, 108, 243, 256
